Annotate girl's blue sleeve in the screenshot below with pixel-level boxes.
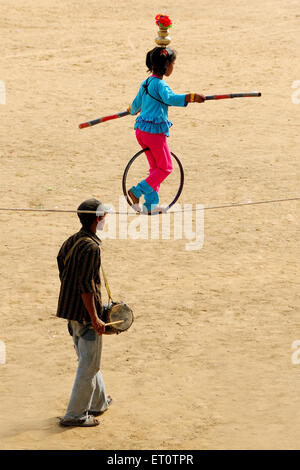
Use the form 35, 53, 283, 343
158, 81, 188, 107
129, 86, 143, 115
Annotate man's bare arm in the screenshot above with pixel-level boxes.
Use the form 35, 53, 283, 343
81, 293, 105, 335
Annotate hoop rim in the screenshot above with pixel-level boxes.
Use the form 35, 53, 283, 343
122, 147, 184, 216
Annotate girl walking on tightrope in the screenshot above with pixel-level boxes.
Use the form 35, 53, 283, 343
128, 46, 205, 213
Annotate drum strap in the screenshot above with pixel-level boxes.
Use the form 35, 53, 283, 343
100, 263, 113, 303
63, 236, 113, 303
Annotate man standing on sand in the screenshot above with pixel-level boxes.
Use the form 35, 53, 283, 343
56, 198, 112, 427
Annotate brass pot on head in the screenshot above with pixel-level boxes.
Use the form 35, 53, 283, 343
155, 26, 171, 47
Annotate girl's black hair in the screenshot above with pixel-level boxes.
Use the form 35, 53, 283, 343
146, 46, 176, 76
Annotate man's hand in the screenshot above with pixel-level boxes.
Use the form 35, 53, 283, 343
91, 318, 106, 335
81, 292, 105, 335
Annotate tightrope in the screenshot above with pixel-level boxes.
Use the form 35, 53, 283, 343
0, 196, 299, 215
170, 196, 300, 213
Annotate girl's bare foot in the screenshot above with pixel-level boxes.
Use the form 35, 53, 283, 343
128, 189, 139, 204
128, 190, 141, 212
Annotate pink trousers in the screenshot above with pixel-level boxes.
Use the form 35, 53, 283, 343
135, 128, 173, 192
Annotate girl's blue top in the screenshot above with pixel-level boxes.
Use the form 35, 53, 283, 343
129, 75, 188, 136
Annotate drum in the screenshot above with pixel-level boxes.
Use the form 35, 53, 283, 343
102, 302, 134, 335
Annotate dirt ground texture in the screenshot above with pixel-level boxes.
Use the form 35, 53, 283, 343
0, 0, 299, 450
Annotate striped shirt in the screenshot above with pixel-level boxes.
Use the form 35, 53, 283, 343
56, 228, 102, 322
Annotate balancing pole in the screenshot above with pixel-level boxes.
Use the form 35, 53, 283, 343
205, 92, 261, 100
79, 110, 130, 129
78, 92, 261, 129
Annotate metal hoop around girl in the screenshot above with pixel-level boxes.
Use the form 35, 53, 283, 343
122, 147, 184, 215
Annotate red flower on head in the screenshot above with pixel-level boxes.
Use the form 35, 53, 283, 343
155, 14, 172, 29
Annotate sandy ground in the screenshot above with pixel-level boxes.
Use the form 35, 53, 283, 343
0, 0, 299, 450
